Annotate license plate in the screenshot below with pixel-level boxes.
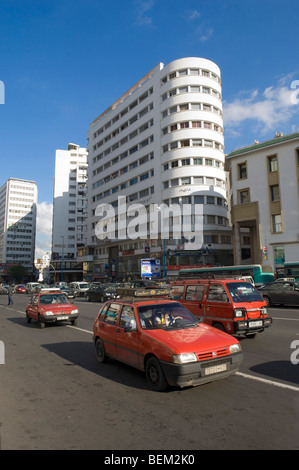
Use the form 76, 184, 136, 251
57, 315, 69, 321
249, 320, 263, 328
204, 363, 227, 376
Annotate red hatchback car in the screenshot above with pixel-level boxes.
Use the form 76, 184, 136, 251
15, 284, 26, 293
26, 291, 79, 328
93, 294, 243, 391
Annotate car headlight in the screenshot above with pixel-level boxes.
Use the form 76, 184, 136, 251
261, 306, 268, 315
71, 309, 79, 314
234, 308, 245, 318
229, 343, 242, 354
172, 353, 197, 364
44, 311, 54, 316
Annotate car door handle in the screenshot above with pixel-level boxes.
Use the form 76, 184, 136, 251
115, 329, 121, 333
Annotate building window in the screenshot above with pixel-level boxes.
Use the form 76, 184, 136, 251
181, 177, 191, 185
268, 155, 278, 172
239, 189, 250, 204
270, 185, 280, 201
206, 215, 216, 224
238, 162, 247, 179
272, 214, 282, 233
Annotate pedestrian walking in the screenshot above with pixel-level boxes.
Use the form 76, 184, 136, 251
7, 284, 13, 306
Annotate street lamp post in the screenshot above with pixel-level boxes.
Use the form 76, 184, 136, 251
61, 236, 64, 282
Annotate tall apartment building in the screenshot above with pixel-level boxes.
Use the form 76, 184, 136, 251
0, 178, 37, 279
51, 143, 88, 282
225, 131, 299, 271
83, 58, 232, 280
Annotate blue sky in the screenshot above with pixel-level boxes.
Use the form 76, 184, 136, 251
1, 0, 299, 257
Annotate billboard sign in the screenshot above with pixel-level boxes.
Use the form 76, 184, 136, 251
141, 258, 161, 278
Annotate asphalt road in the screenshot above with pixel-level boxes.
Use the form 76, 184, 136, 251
0, 293, 298, 450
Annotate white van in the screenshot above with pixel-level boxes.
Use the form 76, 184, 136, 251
69, 281, 89, 297
26, 282, 40, 294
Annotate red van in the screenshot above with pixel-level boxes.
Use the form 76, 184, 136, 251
170, 279, 272, 338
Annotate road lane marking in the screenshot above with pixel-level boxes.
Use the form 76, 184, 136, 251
236, 372, 299, 392
67, 325, 93, 335
3, 304, 299, 392
272, 317, 299, 321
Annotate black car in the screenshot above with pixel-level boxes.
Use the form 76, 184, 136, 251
85, 285, 117, 302
59, 286, 76, 299
258, 281, 299, 306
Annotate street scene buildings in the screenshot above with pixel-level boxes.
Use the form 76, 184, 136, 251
80, 57, 234, 281
1, 57, 299, 282
225, 131, 299, 271
0, 178, 37, 280
51, 143, 88, 282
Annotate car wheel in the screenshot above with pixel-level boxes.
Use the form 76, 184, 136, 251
86, 295, 90, 302
263, 296, 271, 307
100, 295, 105, 303
95, 338, 108, 363
71, 318, 78, 326
38, 315, 45, 329
26, 311, 31, 323
213, 322, 226, 332
145, 357, 168, 392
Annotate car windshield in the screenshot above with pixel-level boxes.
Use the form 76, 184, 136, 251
227, 282, 264, 303
138, 302, 198, 330
39, 294, 69, 305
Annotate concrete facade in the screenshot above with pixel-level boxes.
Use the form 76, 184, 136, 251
51, 143, 88, 282
0, 178, 37, 279
84, 58, 233, 280
225, 132, 299, 271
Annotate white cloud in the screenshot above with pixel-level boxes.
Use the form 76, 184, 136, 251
134, 0, 155, 26
196, 27, 213, 42
223, 77, 299, 134
35, 202, 53, 259
187, 9, 201, 20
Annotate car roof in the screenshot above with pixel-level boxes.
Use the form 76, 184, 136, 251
111, 298, 178, 306
171, 278, 249, 284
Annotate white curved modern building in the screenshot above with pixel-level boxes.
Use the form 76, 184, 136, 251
84, 58, 232, 280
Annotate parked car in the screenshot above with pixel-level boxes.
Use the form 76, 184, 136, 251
69, 281, 89, 297
93, 295, 243, 391
59, 286, 76, 299
258, 281, 299, 306
25, 282, 40, 294
15, 284, 26, 293
26, 291, 79, 328
85, 285, 117, 302
0, 285, 8, 295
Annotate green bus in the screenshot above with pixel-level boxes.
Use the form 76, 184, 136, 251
283, 262, 299, 281
179, 264, 275, 286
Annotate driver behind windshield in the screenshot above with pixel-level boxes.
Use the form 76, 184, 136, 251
153, 309, 174, 327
